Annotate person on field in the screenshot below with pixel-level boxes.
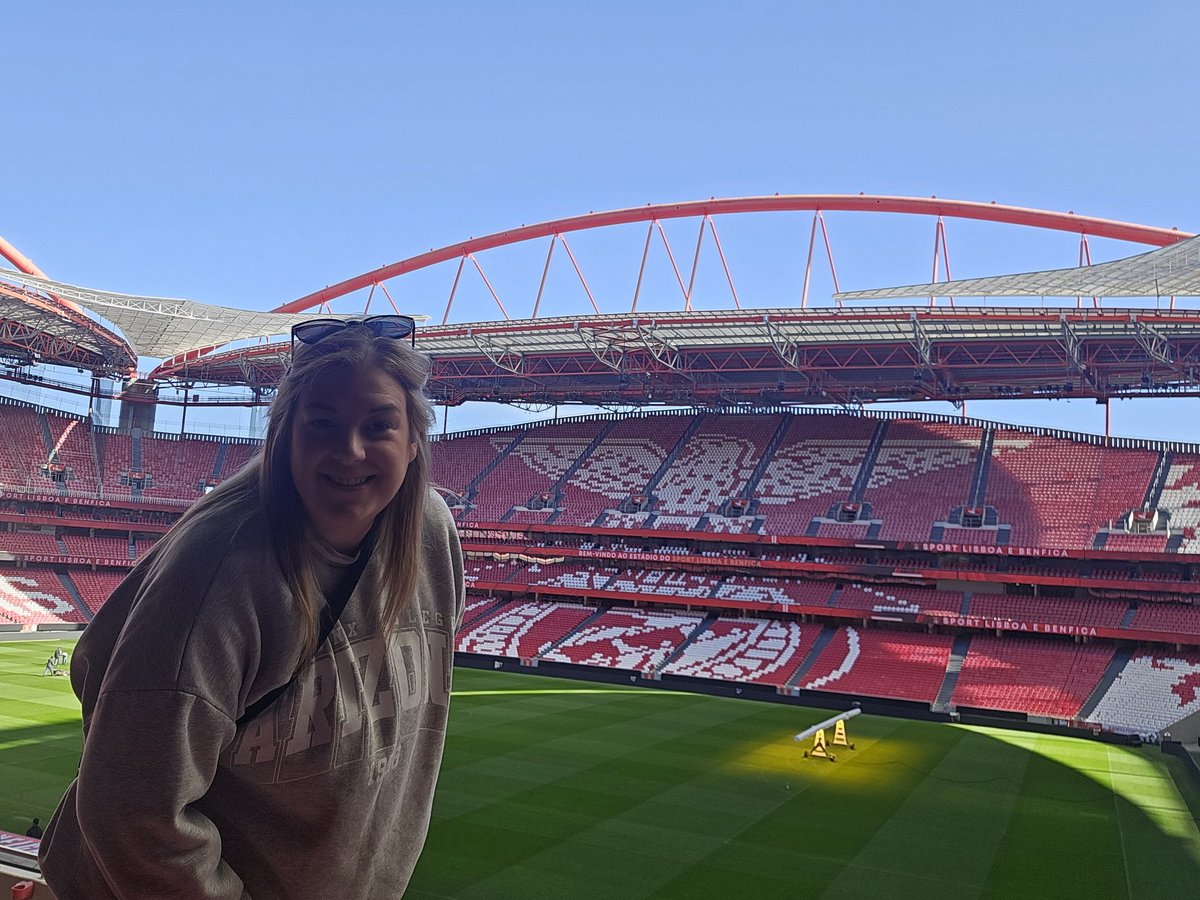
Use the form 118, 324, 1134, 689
39, 316, 465, 899
26, 818, 42, 839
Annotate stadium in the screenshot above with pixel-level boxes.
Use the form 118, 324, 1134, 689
3, 196, 1200, 896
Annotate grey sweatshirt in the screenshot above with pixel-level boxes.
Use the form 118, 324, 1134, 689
39, 487, 464, 899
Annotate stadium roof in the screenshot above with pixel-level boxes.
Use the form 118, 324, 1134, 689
1, 195, 1196, 399
0, 268, 317, 359
151, 306, 1200, 406
0, 280, 135, 372
835, 234, 1200, 301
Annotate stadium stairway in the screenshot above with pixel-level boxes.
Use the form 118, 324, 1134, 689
94, 429, 109, 493
40, 413, 70, 498
129, 430, 145, 502
212, 442, 230, 479
967, 427, 996, 507
959, 591, 973, 615
593, 569, 620, 591
130, 428, 143, 472
462, 597, 508, 630
1144, 450, 1173, 510
651, 611, 719, 675
741, 415, 794, 505
591, 416, 704, 528
1120, 603, 1139, 629
35, 412, 54, 459
641, 413, 709, 502
932, 634, 972, 712
54, 536, 68, 556
55, 570, 93, 622
785, 625, 837, 688
534, 605, 612, 660
88, 424, 102, 492
846, 420, 891, 503
1075, 645, 1135, 721
545, 420, 618, 525
462, 432, 527, 512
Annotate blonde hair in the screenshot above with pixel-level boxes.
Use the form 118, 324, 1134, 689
155, 325, 435, 671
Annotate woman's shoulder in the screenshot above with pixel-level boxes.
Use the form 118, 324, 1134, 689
133, 484, 288, 633
78, 486, 291, 717
422, 486, 456, 530
153, 488, 271, 580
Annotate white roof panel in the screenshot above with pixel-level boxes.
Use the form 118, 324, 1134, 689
0, 269, 334, 359
834, 234, 1200, 301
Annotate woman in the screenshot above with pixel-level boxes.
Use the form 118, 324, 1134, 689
39, 317, 465, 899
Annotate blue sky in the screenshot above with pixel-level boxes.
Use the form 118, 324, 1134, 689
4, 2, 1198, 438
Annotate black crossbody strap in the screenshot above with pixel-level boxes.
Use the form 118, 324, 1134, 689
236, 534, 376, 727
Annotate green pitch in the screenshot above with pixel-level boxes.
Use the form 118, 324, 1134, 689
0, 639, 82, 834
2, 645, 1199, 897
411, 669, 1200, 899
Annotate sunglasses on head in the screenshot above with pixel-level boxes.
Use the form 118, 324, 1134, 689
291, 314, 417, 351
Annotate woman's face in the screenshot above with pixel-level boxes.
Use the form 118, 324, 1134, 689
289, 365, 418, 553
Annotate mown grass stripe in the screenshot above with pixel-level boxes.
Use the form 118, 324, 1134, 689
421, 681, 787, 896
820, 725, 1028, 899
982, 733, 1131, 899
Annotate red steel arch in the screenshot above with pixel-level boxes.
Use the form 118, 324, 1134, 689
0, 235, 49, 279
271, 194, 1191, 314
1, 233, 90, 318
